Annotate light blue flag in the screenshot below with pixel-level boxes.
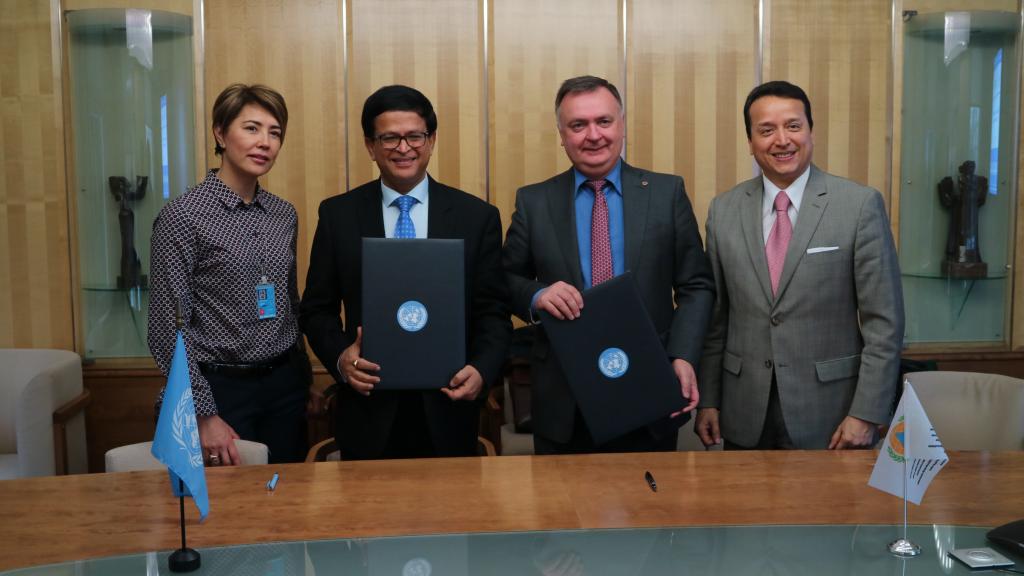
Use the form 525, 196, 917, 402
151, 330, 209, 521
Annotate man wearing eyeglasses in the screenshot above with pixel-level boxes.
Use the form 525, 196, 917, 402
300, 85, 511, 460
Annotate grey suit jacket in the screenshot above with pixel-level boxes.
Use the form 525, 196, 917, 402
503, 162, 715, 443
698, 165, 904, 449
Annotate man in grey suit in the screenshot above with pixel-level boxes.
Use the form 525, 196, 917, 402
503, 76, 715, 454
696, 80, 904, 450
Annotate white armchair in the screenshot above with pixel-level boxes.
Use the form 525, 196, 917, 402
105, 439, 270, 472
906, 371, 1024, 451
0, 349, 90, 479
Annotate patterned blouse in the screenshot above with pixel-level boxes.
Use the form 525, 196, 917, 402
148, 170, 300, 416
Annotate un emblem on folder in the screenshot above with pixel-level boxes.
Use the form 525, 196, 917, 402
396, 300, 428, 332
598, 347, 629, 379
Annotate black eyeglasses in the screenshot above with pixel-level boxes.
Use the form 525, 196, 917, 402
374, 132, 431, 150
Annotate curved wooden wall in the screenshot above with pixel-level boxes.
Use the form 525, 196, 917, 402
3, 0, 1024, 354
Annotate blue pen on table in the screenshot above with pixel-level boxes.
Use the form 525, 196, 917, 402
267, 472, 279, 492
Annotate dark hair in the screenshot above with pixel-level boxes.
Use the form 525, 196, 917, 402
211, 84, 288, 155
742, 80, 813, 139
360, 85, 437, 139
555, 76, 623, 115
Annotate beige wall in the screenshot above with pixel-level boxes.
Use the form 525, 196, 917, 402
0, 1, 74, 349
4, 0, 1024, 353
628, 0, 758, 236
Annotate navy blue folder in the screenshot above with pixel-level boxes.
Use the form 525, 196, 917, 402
361, 238, 465, 389
539, 272, 683, 444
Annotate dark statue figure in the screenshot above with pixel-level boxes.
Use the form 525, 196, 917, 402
108, 175, 148, 290
938, 161, 988, 278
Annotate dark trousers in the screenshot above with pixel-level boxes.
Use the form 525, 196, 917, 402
380, 393, 437, 459
204, 353, 309, 464
534, 406, 677, 455
724, 374, 795, 450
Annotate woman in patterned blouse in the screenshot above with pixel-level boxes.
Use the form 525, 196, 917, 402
148, 84, 311, 465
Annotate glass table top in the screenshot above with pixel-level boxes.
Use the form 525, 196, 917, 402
4, 525, 1020, 575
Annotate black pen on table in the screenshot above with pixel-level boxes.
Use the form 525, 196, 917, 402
644, 470, 657, 492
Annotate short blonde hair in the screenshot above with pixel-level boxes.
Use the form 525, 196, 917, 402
211, 84, 288, 155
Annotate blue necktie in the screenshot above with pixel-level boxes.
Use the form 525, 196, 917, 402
392, 195, 417, 239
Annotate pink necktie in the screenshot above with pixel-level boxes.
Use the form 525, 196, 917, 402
766, 191, 792, 296
588, 179, 613, 286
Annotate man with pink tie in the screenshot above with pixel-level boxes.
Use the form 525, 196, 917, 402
697, 81, 904, 450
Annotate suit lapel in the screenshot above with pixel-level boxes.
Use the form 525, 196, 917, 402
359, 181, 386, 238
621, 162, 649, 272
546, 169, 585, 288
426, 177, 454, 238
774, 166, 829, 302
741, 179, 774, 303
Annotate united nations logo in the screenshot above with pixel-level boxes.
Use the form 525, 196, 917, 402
598, 347, 629, 379
887, 416, 906, 463
402, 558, 432, 576
397, 300, 428, 332
172, 386, 202, 468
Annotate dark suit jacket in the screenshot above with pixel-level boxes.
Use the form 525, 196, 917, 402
502, 162, 715, 444
299, 178, 511, 459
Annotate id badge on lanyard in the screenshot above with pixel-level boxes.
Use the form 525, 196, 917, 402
256, 275, 277, 320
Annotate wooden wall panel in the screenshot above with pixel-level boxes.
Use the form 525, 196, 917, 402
490, 0, 621, 232
204, 0, 346, 292
0, 1, 74, 349
766, 0, 891, 200
347, 0, 484, 198
627, 0, 757, 232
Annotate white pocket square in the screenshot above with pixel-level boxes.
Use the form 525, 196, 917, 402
807, 246, 839, 254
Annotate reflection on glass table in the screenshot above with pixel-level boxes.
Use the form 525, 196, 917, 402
4, 525, 1020, 575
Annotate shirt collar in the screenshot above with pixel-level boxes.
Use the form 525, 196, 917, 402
762, 166, 810, 218
574, 158, 623, 196
382, 174, 430, 207
208, 169, 267, 211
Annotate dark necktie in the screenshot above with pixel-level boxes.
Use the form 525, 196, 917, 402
588, 179, 613, 286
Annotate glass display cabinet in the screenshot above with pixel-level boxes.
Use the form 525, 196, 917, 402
898, 9, 1021, 346
66, 8, 196, 358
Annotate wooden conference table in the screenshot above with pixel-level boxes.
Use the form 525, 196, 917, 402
0, 450, 1021, 570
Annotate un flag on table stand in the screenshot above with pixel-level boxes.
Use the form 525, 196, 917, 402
151, 330, 209, 521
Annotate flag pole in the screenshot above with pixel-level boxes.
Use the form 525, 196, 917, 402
167, 302, 201, 573
168, 478, 200, 572
889, 379, 921, 557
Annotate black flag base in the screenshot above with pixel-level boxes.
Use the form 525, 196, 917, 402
169, 547, 201, 572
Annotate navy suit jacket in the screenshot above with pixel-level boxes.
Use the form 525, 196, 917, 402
300, 178, 511, 458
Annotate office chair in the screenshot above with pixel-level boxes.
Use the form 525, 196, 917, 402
906, 371, 1024, 451
0, 349, 90, 479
